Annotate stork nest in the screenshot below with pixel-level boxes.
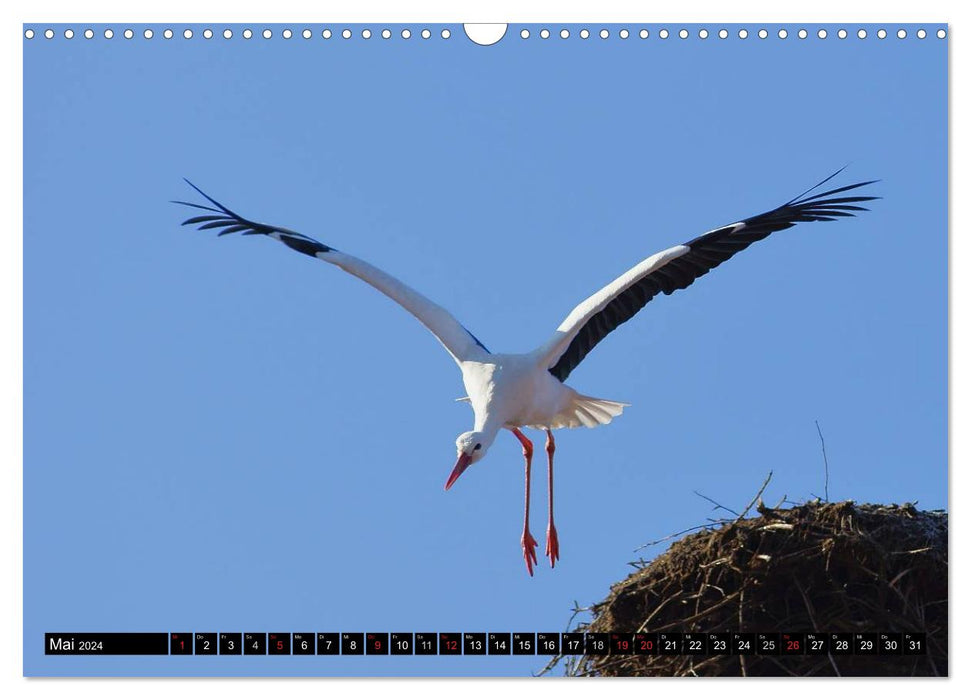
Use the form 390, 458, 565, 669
560, 500, 947, 677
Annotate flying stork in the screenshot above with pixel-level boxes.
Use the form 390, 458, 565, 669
175, 172, 876, 575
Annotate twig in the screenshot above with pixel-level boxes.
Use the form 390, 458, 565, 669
815, 420, 830, 502
635, 522, 726, 551
564, 600, 591, 632
762, 654, 800, 677
734, 471, 773, 524
693, 490, 740, 517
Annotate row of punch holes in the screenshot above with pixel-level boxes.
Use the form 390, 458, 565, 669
24, 25, 948, 43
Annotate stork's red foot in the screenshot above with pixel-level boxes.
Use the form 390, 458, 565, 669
545, 523, 560, 568
522, 529, 539, 576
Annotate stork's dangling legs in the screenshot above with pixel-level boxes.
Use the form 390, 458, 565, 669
510, 428, 538, 576
545, 429, 560, 568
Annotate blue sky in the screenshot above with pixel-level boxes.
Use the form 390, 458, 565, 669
23, 23, 946, 677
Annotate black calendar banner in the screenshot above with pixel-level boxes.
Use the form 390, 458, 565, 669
45, 632, 927, 656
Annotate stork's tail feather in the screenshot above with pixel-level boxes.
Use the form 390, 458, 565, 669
540, 394, 629, 429
574, 394, 629, 427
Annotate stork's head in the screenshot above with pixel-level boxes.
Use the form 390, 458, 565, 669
444, 431, 491, 490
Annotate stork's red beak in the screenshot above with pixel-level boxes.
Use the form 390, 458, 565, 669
444, 453, 473, 491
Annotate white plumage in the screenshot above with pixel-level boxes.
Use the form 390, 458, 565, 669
176, 172, 876, 575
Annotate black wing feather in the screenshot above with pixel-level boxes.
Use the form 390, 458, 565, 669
548, 174, 878, 382
172, 179, 334, 257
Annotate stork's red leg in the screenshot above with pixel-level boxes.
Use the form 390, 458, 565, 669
510, 428, 538, 576
545, 429, 560, 568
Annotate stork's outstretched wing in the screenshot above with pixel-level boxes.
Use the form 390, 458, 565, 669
175, 181, 490, 364
539, 171, 878, 381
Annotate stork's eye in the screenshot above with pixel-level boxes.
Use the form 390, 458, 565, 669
474, 443, 482, 451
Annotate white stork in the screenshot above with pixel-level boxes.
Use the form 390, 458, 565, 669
176, 172, 876, 575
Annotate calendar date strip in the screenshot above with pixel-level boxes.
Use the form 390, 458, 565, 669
45, 631, 926, 656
